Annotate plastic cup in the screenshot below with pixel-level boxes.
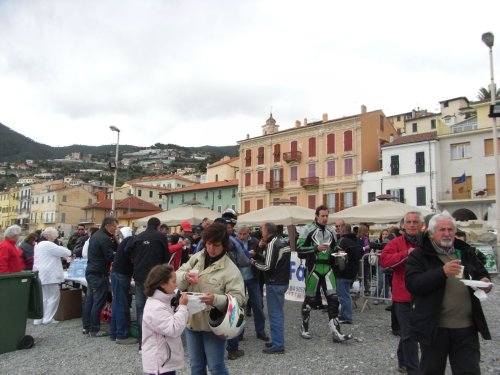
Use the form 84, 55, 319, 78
455, 265, 464, 279
190, 269, 199, 282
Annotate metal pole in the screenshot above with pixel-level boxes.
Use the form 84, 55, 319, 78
110, 126, 121, 216
483, 33, 500, 256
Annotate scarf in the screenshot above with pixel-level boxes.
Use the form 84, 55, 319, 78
403, 232, 420, 245
430, 239, 455, 255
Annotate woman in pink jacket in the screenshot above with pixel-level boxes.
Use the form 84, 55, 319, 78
142, 264, 189, 375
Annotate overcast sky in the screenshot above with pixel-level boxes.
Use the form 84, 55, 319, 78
0, 0, 499, 148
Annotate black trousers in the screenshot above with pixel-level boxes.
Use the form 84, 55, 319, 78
419, 326, 480, 375
393, 302, 419, 375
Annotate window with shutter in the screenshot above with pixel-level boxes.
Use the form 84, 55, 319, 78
344, 159, 353, 175
327, 134, 335, 154
344, 130, 352, 152
327, 160, 335, 177
308, 137, 316, 157
290, 166, 297, 181
245, 172, 251, 186
244, 200, 251, 213
390, 155, 399, 175
257, 171, 264, 185
257, 199, 263, 210
245, 149, 252, 167
415, 152, 425, 173
416, 187, 426, 206
257, 147, 265, 164
308, 195, 316, 209
274, 144, 281, 162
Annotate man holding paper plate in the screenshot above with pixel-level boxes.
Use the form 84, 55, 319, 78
406, 212, 492, 375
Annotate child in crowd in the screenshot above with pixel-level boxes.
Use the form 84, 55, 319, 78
141, 264, 189, 375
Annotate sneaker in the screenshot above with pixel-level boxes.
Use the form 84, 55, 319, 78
116, 337, 138, 345
300, 324, 312, 339
265, 342, 273, 348
262, 347, 285, 354
82, 329, 89, 335
257, 332, 270, 341
89, 330, 109, 337
397, 366, 407, 373
227, 349, 244, 360
339, 319, 353, 325
373, 299, 379, 305
329, 318, 353, 343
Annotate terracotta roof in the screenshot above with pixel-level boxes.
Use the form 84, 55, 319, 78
382, 131, 437, 147
129, 183, 169, 191
126, 174, 194, 184
117, 210, 163, 219
84, 196, 162, 211
208, 157, 239, 168
168, 179, 238, 193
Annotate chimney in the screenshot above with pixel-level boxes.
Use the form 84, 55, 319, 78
322, 113, 328, 122
361, 105, 367, 114
295, 120, 301, 128
246, 133, 250, 139
390, 133, 394, 142
304, 118, 308, 126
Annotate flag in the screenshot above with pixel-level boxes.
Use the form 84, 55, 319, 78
454, 173, 466, 184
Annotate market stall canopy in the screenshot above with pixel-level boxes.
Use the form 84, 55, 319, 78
328, 200, 434, 224
134, 206, 219, 226
237, 205, 315, 226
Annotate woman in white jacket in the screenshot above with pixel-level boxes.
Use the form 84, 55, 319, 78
142, 264, 189, 375
33, 227, 71, 325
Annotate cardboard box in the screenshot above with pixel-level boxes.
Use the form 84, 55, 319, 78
54, 288, 82, 321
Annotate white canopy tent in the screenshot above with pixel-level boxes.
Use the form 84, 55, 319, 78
328, 200, 434, 224
134, 206, 219, 226
237, 205, 315, 226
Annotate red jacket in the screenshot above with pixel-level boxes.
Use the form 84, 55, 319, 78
380, 235, 414, 303
0, 238, 25, 273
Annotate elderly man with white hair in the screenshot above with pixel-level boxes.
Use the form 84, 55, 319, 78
406, 212, 492, 374
0, 225, 25, 273
33, 227, 72, 325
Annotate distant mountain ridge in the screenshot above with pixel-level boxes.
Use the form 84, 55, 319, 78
0, 122, 238, 162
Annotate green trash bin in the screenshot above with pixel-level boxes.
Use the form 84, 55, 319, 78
0, 271, 42, 354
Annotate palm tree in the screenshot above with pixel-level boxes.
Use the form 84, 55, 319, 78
477, 86, 500, 101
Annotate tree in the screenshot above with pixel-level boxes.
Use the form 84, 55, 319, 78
477, 86, 500, 101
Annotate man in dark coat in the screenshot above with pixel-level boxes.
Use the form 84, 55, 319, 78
406, 212, 492, 374
130, 217, 170, 348
83, 217, 118, 337
332, 223, 361, 324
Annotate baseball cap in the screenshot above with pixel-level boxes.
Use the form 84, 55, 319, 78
180, 221, 192, 232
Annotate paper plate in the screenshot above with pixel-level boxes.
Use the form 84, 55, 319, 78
459, 279, 492, 288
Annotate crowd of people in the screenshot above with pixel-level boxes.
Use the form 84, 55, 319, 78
0, 205, 494, 375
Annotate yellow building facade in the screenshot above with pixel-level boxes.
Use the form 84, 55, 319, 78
238, 110, 397, 213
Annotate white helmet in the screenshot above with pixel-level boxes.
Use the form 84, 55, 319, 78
208, 294, 245, 339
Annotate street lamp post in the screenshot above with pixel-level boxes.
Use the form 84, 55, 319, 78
482, 32, 500, 257
110, 125, 121, 216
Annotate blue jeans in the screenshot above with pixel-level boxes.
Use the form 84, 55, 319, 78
135, 281, 146, 343
266, 284, 288, 350
82, 273, 109, 332
376, 265, 390, 298
246, 278, 266, 334
185, 329, 229, 375
336, 278, 353, 321
110, 272, 131, 339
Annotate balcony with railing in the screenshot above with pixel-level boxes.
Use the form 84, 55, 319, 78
283, 151, 302, 163
300, 177, 319, 188
450, 117, 478, 134
265, 180, 284, 192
